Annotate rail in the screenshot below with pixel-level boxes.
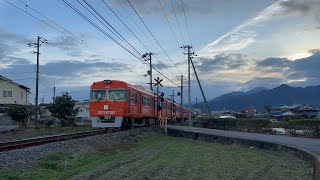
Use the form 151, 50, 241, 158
0, 129, 110, 152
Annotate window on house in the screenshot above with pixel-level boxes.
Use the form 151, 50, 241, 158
3, 91, 12, 97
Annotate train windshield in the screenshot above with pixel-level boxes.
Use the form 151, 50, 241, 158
108, 89, 126, 100
90, 90, 106, 100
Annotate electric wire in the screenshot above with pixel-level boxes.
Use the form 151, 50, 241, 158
180, 0, 192, 45
170, 0, 185, 44
158, 0, 181, 47
79, 0, 143, 57
4, 0, 179, 87
60, 0, 141, 60
6, 0, 130, 71
127, 0, 183, 76
104, 0, 178, 78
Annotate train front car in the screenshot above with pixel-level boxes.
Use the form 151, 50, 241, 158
89, 80, 127, 128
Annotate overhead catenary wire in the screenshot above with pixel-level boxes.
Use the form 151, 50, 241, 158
102, 0, 152, 53
60, 0, 141, 60
79, 0, 143, 57
7, 0, 130, 71
180, 0, 192, 45
126, 0, 183, 76
4, 0, 179, 87
158, 0, 181, 47
102, 0, 177, 78
170, 0, 185, 44
62, 0, 179, 86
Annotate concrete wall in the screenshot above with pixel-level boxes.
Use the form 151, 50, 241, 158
0, 80, 29, 105
167, 128, 320, 180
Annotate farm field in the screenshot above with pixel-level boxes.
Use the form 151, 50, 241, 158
0, 127, 312, 180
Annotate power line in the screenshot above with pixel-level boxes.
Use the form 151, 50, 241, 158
170, 0, 185, 44
5, 0, 130, 71
105, 0, 179, 78
127, 0, 183, 76
102, 0, 152, 53
5, 0, 179, 87
180, 0, 192, 45
158, 0, 181, 47
60, 0, 141, 60
79, 0, 142, 57
65, 0, 178, 86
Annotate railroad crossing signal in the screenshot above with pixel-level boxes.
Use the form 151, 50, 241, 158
154, 77, 163, 87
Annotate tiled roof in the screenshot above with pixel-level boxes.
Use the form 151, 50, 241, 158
0, 75, 30, 91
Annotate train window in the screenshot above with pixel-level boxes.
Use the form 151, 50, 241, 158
142, 96, 150, 106
146, 97, 150, 106
130, 93, 134, 104
162, 102, 166, 109
136, 94, 139, 104
90, 90, 106, 100
108, 89, 126, 100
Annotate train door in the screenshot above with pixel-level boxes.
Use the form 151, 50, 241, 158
127, 89, 131, 113
138, 93, 142, 116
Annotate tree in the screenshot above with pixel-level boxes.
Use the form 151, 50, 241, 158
49, 93, 78, 126
6, 104, 32, 126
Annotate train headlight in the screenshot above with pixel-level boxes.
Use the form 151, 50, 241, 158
103, 80, 112, 84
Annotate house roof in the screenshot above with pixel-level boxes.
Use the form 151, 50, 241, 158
0, 75, 30, 91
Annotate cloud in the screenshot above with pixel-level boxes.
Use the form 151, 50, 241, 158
47, 36, 86, 57
200, 1, 284, 57
196, 53, 248, 72
243, 77, 285, 90
256, 57, 289, 67
279, 0, 320, 15
200, 0, 320, 58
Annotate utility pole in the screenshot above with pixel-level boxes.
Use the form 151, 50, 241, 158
182, 45, 194, 127
142, 52, 154, 91
180, 75, 184, 122
196, 97, 198, 109
190, 57, 210, 114
170, 90, 175, 119
53, 83, 56, 103
28, 36, 47, 128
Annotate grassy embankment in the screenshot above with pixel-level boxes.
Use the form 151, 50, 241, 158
0, 128, 312, 180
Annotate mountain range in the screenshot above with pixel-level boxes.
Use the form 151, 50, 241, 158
201, 84, 320, 112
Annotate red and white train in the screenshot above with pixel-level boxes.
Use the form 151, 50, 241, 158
89, 80, 188, 128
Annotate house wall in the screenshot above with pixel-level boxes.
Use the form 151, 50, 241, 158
75, 101, 90, 121
0, 79, 29, 105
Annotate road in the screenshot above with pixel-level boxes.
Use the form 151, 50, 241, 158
168, 125, 320, 157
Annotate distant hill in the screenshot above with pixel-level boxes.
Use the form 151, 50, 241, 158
202, 84, 320, 112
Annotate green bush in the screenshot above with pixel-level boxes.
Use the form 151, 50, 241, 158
197, 117, 320, 137
60, 117, 76, 127
49, 93, 78, 127
6, 104, 32, 126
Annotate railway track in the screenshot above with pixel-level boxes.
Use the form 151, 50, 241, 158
0, 129, 111, 152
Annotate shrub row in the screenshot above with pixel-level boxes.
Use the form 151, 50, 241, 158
196, 118, 320, 137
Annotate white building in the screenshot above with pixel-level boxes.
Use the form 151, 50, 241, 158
0, 75, 30, 105
74, 100, 90, 125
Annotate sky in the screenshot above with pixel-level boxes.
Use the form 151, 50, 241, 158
0, 0, 320, 104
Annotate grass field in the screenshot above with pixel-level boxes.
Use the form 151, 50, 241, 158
0, 128, 313, 180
